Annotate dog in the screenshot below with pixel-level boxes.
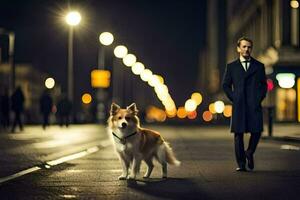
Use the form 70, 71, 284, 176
107, 103, 180, 180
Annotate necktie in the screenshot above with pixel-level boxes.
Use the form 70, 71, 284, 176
244, 61, 249, 71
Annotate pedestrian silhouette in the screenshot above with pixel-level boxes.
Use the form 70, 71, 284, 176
11, 86, 25, 133
39, 89, 53, 130
56, 94, 72, 127
0, 86, 10, 131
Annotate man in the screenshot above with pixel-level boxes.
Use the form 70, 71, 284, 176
11, 86, 25, 132
222, 37, 267, 171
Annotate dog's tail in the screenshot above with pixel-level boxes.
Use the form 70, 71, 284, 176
163, 142, 181, 166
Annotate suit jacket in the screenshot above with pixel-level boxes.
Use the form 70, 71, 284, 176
222, 57, 267, 133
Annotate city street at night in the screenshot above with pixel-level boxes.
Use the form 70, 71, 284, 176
0, 125, 299, 199
2, 0, 300, 199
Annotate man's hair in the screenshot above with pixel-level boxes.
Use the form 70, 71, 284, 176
237, 37, 253, 47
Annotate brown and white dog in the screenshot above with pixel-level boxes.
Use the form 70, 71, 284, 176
107, 103, 180, 180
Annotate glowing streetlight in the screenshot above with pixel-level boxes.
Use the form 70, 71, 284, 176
45, 77, 55, 89
114, 45, 128, 58
66, 11, 81, 26
291, 0, 299, 8
140, 69, 153, 82
131, 62, 145, 75
99, 32, 114, 46
123, 54, 136, 67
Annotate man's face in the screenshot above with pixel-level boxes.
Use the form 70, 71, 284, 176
237, 40, 252, 59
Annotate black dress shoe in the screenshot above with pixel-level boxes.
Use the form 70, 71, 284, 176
236, 167, 247, 172
246, 152, 254, 170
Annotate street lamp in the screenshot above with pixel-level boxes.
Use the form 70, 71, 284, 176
65, 11, 81, 106
96, 32, 114, 123
98, 32, 114, 67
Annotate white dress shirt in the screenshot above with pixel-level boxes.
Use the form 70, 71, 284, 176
240, 56, 251, 71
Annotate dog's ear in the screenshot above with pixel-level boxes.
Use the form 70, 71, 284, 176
127, 103, 138, 114
110, 103, 120, 116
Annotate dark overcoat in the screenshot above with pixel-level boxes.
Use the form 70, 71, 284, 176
222, 57, 267, 133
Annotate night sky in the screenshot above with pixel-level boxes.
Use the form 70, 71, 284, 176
0, 0, 206, 106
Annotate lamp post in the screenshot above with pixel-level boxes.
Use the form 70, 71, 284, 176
65, 11, 81, 106
96, 32, 114, 122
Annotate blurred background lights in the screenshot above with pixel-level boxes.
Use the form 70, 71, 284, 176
214, 100, 225, 113
148, 75, 161, 87
203, 111, 213, 122
177, 107, 187, 119
223, 105, 232, 117
209, 103, 216, 114
156, 75, 164, 84
82, 93, 92, 104
99, 32, 114, 46
166, 108, 177, 118
187, 110, 197, 119
45, 77, 55, 89
185, 99, 197, 112
140, 69, 153, 82
114, 45, 128, 58
291, 0, 299, 8
276, 73, 296, 88
123, 54, 136, 66
131, 62, 145, 75
154, 84, 169, 95
191, 92, 203, 105
65, 11, 81, 26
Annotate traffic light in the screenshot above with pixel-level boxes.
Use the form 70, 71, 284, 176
91, 69, 111, 88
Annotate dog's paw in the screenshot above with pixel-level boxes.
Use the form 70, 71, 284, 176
118, 175, 127, 180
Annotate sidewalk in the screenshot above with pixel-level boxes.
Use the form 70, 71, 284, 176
262, 123, 300, 141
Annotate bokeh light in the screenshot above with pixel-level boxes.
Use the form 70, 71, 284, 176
291, 0, 299, 8
99, 32, 114, 46
82, 93, 92, 104
184, 99, 197, 112
209, 103, 216, 114
45, 77, 55, 89
123, 54, 136, 67
203, 111, 213, 122
223, 105, 232, 117
177, 107, 187, 119
214, 100, 225, 113
140, 69, 153, 82
66, 11, 81, 26
114, 45, 128, 58
187, 110, 197, 119
131, 62, 145, 75
191, 92, 203, 105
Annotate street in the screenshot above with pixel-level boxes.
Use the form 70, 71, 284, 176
0, 125, 299, 199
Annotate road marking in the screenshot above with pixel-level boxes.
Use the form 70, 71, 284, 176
0, 139, 112, 185
0, 166, 41, 184
280, 145, 300, 151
